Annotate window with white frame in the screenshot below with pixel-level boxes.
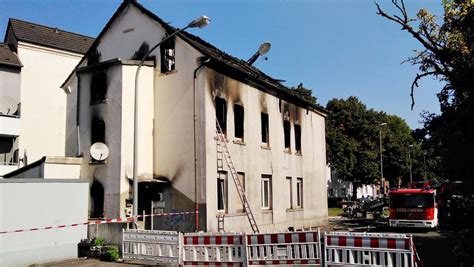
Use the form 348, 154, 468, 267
261, 175, 272, 209
296, 177, 303, 208
236, 172, 245, 212
217, 172, 227, 212
287, 177, 293, 209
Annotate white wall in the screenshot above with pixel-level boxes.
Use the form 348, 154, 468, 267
17, 42, 83, 163
203, 68, 328, 232
0, 66, 21, 103
0, 179, 88, 267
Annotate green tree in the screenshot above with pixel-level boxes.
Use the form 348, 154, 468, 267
376, 0, 474, 188
290, 83, 318, 105
326, 97, 419, 198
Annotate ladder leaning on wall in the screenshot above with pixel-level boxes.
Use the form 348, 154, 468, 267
216, 119, 259, 233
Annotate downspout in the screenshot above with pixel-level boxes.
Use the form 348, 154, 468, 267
76, 75, 82, 156
193, 56, 210, 231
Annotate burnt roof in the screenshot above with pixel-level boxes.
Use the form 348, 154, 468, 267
7, 18, 94, 54
62, 0, 326, 114
0, 43, 21, 68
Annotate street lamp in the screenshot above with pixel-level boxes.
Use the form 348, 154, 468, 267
379, 122, 387, 195
133, 15, 210, 224
408, 144, 414, 183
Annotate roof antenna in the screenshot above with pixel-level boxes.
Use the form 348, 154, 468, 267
247, 42, 271, 65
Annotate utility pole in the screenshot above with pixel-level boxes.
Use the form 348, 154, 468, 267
408, 144, 413, 183
379, 123, 387, 194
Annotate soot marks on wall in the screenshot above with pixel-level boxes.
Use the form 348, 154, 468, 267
131, 42, 150, 61
87, 49, 101, 66
207, 70, 241, 105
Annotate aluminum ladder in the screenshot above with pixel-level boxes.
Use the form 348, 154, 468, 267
216, 119, 259, 233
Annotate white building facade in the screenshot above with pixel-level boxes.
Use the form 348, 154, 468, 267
63, 0, 328, 232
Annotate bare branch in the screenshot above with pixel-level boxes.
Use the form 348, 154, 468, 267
411, 71, 438, 110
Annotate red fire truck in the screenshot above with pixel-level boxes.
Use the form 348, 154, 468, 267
389, 188, 438, 229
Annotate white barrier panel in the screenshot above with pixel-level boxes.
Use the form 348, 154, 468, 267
324, 232, 415, 267
247, 229, 322, 265
182, 232, 246, 266
122, 229, 181, 264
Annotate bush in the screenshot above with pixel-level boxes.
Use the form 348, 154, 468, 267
91, 237, 105, 247
100, 246, 120, 262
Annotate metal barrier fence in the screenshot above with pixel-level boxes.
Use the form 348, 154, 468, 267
246, 230, 322, 265
122, 229, 181, 264
182, 232, 246, 265
324, 232, 415, 267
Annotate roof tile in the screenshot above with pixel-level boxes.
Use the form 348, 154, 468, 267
0, 43, 21, 68
9, 18, 94, 54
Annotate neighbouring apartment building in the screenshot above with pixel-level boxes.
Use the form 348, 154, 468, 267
62, 0, 328, 233
0, 19, 94, 176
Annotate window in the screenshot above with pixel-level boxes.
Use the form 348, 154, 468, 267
160, 36, 175, 73
295, 124, 301, 154
236, 172, 245, 212
287, 177, 293, 209
234, 104, 244, 140
216, 97, 227, 135
296, 178, 303, 208
91, 118, 105, 144
217, 172, 227, 212
261, 112, 269, 145
90, 72, 107, 103
284, 120, 291, 151
261, 175, 272, 209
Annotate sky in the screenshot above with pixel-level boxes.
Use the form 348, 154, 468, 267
0, 0, 444, 129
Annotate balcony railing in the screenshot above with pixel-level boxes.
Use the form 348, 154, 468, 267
0, 114, 20, 136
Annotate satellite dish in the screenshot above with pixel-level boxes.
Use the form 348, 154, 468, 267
258, 42, 271, 55
0, 97, 18, 115
90, 142, 109, 161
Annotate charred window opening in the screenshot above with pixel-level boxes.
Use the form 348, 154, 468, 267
160, 36, 175, 73
90, 179, 104, 218
91, 118, 105, 144
295, 124, 301, 154
261, 112, 269, 145
90, 72, 107, 104
284, 120, 291, 151
234, 104, 244, 140
216, 97, 227, 134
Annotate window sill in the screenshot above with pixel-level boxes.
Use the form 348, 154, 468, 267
224, 212, 246, 217
89, 160, 107, 165
283, 150, 292, 154
90, 99, 108, 105
233, 140, 246, 146
260, 144, 271, 150
160, 69, 178, 76
262, 209, 273, 213
214, 136, 229, 142
286, 208, 304, 212
295, 152, 302, 156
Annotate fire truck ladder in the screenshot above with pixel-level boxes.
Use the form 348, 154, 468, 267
216, 119, 259, 233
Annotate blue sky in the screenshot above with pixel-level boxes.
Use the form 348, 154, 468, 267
0, 0, 444, 129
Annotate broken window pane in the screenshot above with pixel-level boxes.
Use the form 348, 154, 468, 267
284, 120, 291, 150
216, 97, 227, 134
160, 36, 175, 73
261, 112, 269, 144
217, 172, 227, 212
91, 118, 105, 144
90, 72, 107, 104
234, 104, 244, 140
295, 124, 301, 153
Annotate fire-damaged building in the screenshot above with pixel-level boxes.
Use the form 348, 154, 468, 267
62, 0, 328, 233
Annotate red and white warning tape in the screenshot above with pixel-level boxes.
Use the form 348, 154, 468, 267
0, 211, 196, 235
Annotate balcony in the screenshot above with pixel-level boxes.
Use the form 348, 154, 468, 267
0, 114, 20, 137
